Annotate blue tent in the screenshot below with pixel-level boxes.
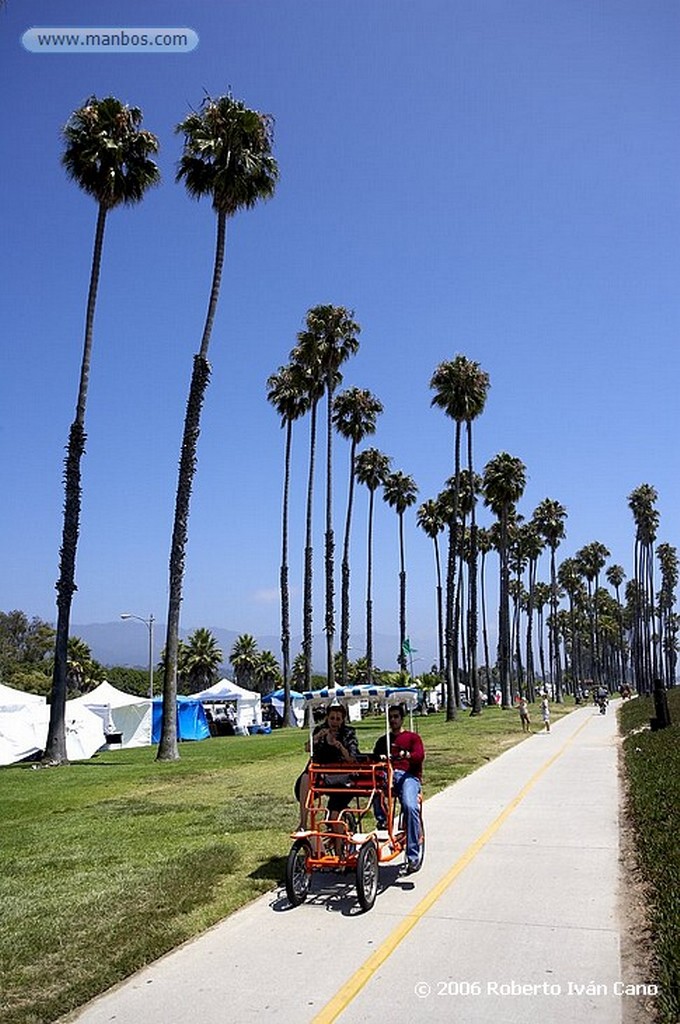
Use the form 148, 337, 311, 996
151, 696, 210, 743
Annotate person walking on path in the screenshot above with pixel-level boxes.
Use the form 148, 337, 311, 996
518, 696, 531, 732
540, 695, 551, 732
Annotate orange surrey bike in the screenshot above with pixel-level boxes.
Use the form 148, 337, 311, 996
285, 686, 425, 912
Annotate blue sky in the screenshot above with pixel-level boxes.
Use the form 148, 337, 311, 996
1, 0, 679, 671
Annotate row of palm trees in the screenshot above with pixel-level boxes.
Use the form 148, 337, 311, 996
268, 337, 678, 724
44, 92, 278, 764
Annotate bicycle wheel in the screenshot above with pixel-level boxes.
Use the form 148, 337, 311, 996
285, 838, 312, 907
356, 840, 379, 912
413, 804, 426, 870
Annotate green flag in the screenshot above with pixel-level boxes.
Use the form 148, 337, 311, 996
402, 638, 417, 655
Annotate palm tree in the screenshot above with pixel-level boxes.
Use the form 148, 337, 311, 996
355, 448, 391, 683
416, 498, 446, 684
383, 471, 419, 673
159, 94, 278, 761
43, 97, 159, 765
267, 363, 310, 724
333, 387, 383, 685
477, 526, 494, 703
533, 498, 568, 701
230, 634, 260, 690
522, 521, 545, 703
575, 541, 610, 691
183, 628, 223, 692
430, 356, 490, 720
605, 564, 626, 688
288, 354, 325, 691
293, 306, 361, 686
628, 484, 660, 693
656, 544, 678, 689
482, 453, 527, 708
254, 650, 283, 695
560, 557, 587, 693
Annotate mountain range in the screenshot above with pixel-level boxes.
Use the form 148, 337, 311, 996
73, 621, 437, 678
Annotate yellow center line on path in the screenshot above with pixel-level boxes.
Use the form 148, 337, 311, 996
312, 714, 593, 1024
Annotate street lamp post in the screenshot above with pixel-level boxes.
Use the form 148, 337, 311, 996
121, 612, 155, 699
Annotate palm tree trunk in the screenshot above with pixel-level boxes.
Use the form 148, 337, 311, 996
44, 203, 107, 765
467, 425, 481, 716
366, 489, 376, 684
445, 421, 462, 721
303, 401, 318, 690
281, 419, 293, 725
499, 509, 511, 708
480, 549, 492, 703
340, 439, 357, 686
159, 211, 225, 761
398, 512, 407, 674
433, 536, 444, 680
324, 379, 335, 687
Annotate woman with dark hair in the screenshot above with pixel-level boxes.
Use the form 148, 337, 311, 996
295, 702, 359, 830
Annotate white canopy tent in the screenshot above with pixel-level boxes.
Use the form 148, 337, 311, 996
0, 681, 46, 709
68, 680, 152, 748
192, 679, 262, 731
0, 701, 105, 765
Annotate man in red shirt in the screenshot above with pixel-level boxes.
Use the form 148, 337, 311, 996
373, 704, 425, 873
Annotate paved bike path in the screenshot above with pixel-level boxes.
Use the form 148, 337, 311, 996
66, 704, 628, 1024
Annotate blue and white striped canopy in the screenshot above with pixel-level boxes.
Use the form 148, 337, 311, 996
301, 685, 420, 708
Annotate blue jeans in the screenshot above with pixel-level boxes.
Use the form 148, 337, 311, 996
393, 770, 422, 862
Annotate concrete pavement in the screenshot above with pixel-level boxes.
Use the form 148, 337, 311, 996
66, 703, 647, 1024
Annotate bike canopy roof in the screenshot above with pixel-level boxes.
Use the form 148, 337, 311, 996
300, 685, 419, 710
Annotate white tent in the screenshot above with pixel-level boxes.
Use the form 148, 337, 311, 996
69, 680, 152, 748
192, 679, 262, 731
0, 702, 105, 765
0, 685, 48, 765
0, 681, 46, 709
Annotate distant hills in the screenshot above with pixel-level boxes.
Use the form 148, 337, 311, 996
73, 622, 437, 677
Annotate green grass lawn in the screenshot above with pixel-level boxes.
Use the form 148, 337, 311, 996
619, 689, 680, 1024
0, 699, 576, 1024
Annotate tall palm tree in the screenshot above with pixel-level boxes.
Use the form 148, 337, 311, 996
605, 564, 626, 688
333, 387, 383, 685
560, 557, 587, 693
230, 634, 260, 691
575, 541, 610, 690
355, 448, 391, 683
267, 363, 310, 724
523, 521, 545, 703
477, 526, 494, 703
482, 453, 527, 708
183, 628, 223, 692
293, 306, 361, 686
628, 484, 660, 693
656, 544, 678, 689
416, 498, 446, 683
383, 471, 419, 673
533, 498, 567, 701
288, 354, 325, 691
159, 94, 278, 761
430, 356, 490, 720
43, 97, 159, 765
